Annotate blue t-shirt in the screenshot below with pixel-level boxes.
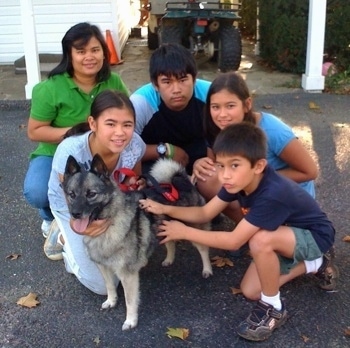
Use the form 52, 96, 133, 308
217, 165, 334, 253
259, 112, 315, 197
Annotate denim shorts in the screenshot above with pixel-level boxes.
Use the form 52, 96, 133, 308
279, 227, 323, 274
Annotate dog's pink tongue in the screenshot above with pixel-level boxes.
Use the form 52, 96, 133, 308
72, 217, 90, 234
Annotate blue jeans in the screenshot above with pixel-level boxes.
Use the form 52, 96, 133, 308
23, 156, 54, 221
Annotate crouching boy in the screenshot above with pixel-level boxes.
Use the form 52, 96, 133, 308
139, 122, 338, 342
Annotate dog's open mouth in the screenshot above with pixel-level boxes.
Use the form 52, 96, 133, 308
71, 217, 90, 234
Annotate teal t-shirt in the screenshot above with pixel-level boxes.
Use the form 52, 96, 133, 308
29, 72, 129, 158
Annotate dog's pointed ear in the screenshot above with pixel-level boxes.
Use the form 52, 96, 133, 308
90, 154, 109, 179
65, 155, 81, 177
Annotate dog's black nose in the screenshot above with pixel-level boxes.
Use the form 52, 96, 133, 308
72, 212, 82, 219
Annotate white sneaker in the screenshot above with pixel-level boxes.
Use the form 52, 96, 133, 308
43, 220, 63, 261
41, 220, 52, 238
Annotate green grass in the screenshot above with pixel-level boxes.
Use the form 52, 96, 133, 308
324, 69, 350, 94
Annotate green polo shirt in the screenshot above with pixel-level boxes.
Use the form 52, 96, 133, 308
29, 72, 129, 159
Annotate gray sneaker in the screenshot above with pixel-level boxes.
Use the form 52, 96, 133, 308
237, 299, 288, 341
43, 220, 63, 261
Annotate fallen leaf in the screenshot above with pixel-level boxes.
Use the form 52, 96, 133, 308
262, 104, 273, 109
309, 101, 320, 110
166, 327, 189, 340
17, 292, 40, 308
342, 235, 350, 243
211, 256, 234, 267
344, 327, 350, 336
301, 335, 310, 343
6, 253, 21, 260
93, 336, 101, 345
230, 287, 242, 295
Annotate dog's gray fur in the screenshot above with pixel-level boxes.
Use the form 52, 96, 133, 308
62, 154, 212, 330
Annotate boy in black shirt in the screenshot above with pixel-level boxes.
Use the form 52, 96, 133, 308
130, 43, 210, 174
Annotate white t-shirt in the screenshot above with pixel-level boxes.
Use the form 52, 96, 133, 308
48, 131, 146, 211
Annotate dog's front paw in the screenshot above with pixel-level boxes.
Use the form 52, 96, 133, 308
122, 318, 138, 331
101, 297, 117, 309
202, 266, 213, 279
161, 258, 174, 267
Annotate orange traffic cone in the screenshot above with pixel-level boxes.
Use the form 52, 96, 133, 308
106, 30, 123, 65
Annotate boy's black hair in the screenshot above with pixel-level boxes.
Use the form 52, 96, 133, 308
48, 22, 111, 82
213, 122, 267, 167
149, 43, 197, 85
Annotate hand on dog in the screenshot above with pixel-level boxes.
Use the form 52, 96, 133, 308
191, 157, 216, 182
128, 176, 147, 190
157, 220, 187, 244
139, 198, 165, 214
86, 219, 112, 237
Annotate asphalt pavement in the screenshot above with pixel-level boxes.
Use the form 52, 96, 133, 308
1, 38, 350, 348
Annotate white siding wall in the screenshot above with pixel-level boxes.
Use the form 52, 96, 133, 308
0, 0, 132, 64
0, 2, 22, 64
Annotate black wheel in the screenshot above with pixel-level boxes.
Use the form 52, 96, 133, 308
147, 26, 159, 50
158, 20, 182, 45
218, 24, 242, 72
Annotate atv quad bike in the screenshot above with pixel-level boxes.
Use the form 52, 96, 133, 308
146, 0, 242, 71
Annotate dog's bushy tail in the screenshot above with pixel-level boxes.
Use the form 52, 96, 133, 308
149, 159, 185, 183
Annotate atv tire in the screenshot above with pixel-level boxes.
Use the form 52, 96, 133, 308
147, 26, 159, 50
158, 21, 182, 45
218, 24, 242, 72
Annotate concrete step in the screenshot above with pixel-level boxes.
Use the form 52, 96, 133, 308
14, 54, 62, 74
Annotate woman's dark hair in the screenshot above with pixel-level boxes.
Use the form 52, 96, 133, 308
64, 90, 134, 138
149, 43, 197, 85
204, 72, 256, 147
48, 22, 111, 82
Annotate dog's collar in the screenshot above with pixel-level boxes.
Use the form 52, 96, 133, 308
113, 168, 140, 192
141, 173, 179, 202
113, 168, 179, 202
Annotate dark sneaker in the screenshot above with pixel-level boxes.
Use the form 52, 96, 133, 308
314, 246, 339, 291
237, 299, 288, 341
43, 220, 63, 261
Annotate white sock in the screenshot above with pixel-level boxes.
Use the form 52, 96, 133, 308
261, 292, 281, 311
304, 256, 323, 274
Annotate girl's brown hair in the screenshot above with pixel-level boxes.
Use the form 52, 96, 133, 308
204, 72, 256, 147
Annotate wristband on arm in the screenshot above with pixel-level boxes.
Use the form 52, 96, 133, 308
165, 143, 175, 159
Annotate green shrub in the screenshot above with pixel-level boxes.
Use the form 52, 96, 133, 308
255, 0, 350, 74
238, 0, 257, 38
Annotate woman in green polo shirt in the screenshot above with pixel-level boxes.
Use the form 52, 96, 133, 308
23, 22, 129, 237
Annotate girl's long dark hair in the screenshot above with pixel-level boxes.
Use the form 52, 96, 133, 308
48, 22, 111, 82
204, 72, 256, 147
64, 90, 134, 138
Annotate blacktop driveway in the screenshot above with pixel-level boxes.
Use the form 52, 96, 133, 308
1, 38, 350, 348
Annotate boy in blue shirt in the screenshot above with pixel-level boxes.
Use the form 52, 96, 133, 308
139, 122, 337, 342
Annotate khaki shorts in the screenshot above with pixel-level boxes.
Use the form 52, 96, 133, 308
279, 227, 323, 274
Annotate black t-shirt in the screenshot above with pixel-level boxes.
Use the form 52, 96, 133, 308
141, 96, 207, 174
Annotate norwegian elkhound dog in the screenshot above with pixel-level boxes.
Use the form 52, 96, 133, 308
62, 154, 212, 330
